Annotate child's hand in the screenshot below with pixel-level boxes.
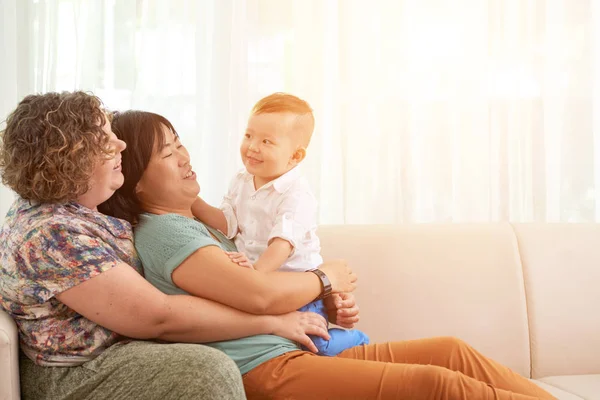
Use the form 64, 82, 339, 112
226, 251, 254, 269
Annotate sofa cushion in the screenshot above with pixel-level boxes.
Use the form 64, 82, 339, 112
513, 224, 600, 379
532, 379, 585, 400
539, 375, 600, 400
0, 310, 20, 400
532, 380, 584, 400
318, 223, 531, 377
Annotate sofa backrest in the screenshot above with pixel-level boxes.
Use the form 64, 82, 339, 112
0, 309, 20, 400
513, 224, 600, 379
318, 223, 532, 377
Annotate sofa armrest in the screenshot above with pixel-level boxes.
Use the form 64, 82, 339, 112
0, 309, 20, 400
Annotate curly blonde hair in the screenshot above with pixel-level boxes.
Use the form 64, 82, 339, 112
0, 91, 113, 203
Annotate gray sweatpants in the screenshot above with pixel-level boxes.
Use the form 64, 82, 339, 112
19, 340, 246, 400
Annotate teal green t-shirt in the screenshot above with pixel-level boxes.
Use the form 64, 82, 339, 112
134, 213, 299, 374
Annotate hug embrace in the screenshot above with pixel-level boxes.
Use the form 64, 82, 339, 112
0, 91, 555, 399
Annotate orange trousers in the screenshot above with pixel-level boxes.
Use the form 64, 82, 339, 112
242, 336, 556, 400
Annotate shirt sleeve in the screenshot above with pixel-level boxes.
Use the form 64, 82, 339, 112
220, 173, 242, 239
17, 222, 122, 303
268, 190, 318, 255
134, 214, 222, 286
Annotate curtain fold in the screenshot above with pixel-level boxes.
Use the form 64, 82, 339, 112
1, 0, 599, 224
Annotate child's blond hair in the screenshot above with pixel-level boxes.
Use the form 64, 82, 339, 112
251, 92, 315, 147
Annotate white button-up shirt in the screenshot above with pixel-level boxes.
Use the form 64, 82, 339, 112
221, 167, 323, 272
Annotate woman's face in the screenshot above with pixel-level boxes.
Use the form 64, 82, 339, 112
77, 117, 126, 209
136, 125, 200, 213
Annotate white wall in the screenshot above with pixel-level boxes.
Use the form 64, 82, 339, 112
0, 187, 15, 223
0, 0, 21, 222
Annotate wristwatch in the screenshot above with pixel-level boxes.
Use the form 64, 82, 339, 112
308, 269, 332, 300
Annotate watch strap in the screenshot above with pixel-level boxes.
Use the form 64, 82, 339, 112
308, 269, 332, 300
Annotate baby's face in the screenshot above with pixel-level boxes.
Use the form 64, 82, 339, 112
241, 112, 299, 184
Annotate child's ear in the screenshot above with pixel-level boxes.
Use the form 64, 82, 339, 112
291, 147, 306, 165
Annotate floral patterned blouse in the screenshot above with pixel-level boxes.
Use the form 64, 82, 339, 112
0, 197, 142, 366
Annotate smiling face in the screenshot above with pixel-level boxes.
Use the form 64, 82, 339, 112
241, 112, 308, 188
76, 116, 127, 209
135, 124, 200, 215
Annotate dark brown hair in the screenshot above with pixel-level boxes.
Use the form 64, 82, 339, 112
98, 110, 178, 224
0, 91, 111, 203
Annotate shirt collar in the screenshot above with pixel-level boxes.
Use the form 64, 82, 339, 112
273, 167, 302, 193
242, 166, 302, 194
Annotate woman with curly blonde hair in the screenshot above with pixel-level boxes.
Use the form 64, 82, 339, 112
0, 91, 356, 400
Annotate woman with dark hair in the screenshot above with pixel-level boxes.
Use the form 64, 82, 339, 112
100, 109, 556, 400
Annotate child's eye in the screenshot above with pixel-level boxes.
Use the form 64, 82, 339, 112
177, 144, 183, 149
244, 133, 251, 139
163, 154, 173, 158
263, 139, 271, 144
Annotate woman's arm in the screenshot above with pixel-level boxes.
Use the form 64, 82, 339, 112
56, 263, 329, 351
171, 246, 356, 315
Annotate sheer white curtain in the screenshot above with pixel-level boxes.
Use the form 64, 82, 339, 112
1, 0, 600, 224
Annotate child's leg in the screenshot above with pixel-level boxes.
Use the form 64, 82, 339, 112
243, 346, 556, 400
298, 300, 370, 356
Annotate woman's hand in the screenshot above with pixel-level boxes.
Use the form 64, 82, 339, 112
324, 293, 360, 328
271, 311, 330, 353
225, 251, 254, 269
318, 259, 357, 293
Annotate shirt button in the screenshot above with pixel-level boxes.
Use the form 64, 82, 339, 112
251, 195, 256, 200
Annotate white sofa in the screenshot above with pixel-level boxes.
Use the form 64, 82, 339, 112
1, 223, 599, 399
